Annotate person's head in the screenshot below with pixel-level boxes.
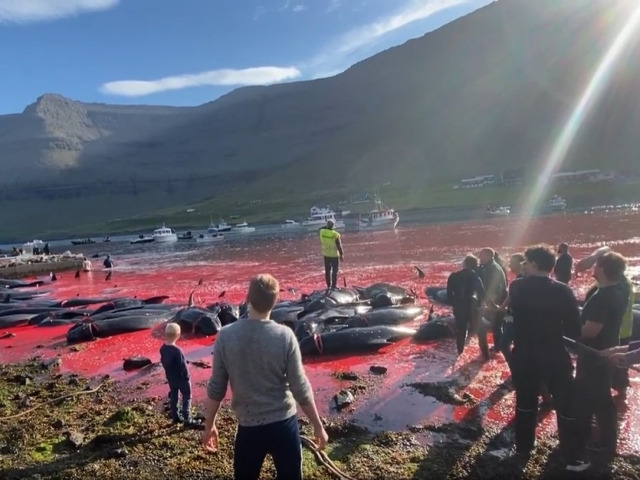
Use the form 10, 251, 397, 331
247, 274, 279, 316
165, 323, 181, 343
522, 245, 556, 276
594, 252, 626, 284
509, 253, 525, 276
557, 243, 569, 255
83, 257, 87, 261
106, 254, 111, 259
326, 220, 334, 229
478, 248, 495, 265
462, 254, 479, 270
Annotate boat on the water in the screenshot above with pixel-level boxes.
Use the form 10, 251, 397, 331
301, 207, 345, 231
178, 231, 194, 241
152, 225, 178, 243
544, 195, 567, 212
357, 198, 399, 230
130, 234, 154, 244
281, 219, 301, 229
485, 205, 511, 217
208, 219, 231, 234
196, 233, 224, 243
230, 221, 256, 234
71, 238, 96, 245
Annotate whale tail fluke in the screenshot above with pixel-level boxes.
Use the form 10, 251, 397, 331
188, 290, 195, 307
218, 290, 226, 298
414, 266, 426, 279
198, 278, 203, 286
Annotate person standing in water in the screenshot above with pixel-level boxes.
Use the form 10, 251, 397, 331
446, 254, 488, 360
477, 247, 508, 352
319, 220, 344, 290
103, 254, 114, 269
554, 243, 573, 284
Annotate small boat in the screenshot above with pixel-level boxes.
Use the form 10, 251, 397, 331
301, 207, 345, 231
178, 231, 194, 240
130, 234, 154, 244
102, 237, 111, 243
71, 238, 96, 245
281, 219, 301, 229
485, 205, 511, 217
544, 195, 567, 212
357, 198, 399, 230
230, 221, 256, 234
152, 225, 178, 243
210, 219, 232, 233
196, 233, 224, 243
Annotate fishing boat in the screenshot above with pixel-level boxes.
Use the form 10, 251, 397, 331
230, 221, 256, 234
208, 219, 232, 234
178, 231, 194, 240
71, 238, 96, 246
152, 225, 178, 243
281, 219, 301, 229
301, 207, 345, 231
485, 205, 511, 217
544, 195, 567, 212
130, 234, 154, 245
196, 233, 224, 243
357, 198, 399, 230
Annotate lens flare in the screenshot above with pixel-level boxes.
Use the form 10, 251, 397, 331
509, 3, 640, 247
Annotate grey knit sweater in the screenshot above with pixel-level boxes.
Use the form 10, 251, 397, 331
207, 318, 314, 427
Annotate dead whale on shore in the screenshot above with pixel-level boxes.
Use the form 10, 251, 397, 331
413, 315, 492, 342
170, 308, 223, 336
298, 325, 416, 356
91, 296, 171, 315
67, 310, 176, 344
0, 279, 46, 289
354, 283, 418, 306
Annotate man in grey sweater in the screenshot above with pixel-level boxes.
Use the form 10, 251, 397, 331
202, 274, 328, 480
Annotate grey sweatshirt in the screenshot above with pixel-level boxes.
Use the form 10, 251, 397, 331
207, 318, 314, 427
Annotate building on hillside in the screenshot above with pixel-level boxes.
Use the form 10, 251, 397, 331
459, 175, 496, 189
352, 193, 371, 203
501, 168, 525, 186
549, 169, 614, 184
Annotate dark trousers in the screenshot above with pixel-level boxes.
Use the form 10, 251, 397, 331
574, 358, 617, 456
324, 256, 339, 289
612, 337, 630, 391
169, 379, 191, 422
486, 308, 504, 349
512, 351, 578, 461
500, 319, 514, 373
453, 305, 489, 359
234, 415, 302, 480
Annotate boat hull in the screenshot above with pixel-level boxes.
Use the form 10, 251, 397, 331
196, 235, 224, 243
358, 216, 399, 230
130, 238, 154, 244
153, 235, 178, 243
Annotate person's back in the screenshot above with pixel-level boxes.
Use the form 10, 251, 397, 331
510, 276, 580, 359
203, 274, 327, 480
554, 252, 573, 284
210, 318, 308, 424
447, 268, 484, 310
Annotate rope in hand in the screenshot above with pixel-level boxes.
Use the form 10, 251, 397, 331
0, 382, 106, 421
301, 435, 357, 480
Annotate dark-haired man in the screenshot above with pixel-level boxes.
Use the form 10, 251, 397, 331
508, 245, 584, 470
554, 243, 573, 284
573, 252, 629, 464
446, 254, 488, 360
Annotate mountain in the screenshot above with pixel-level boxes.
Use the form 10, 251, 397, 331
1, 0, 640, 236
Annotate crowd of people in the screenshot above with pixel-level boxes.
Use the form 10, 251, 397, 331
153, 221, 635, 478
446, 242, 635, 472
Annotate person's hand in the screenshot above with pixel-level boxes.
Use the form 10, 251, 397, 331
313, 425, 329, 450
202, 424, 219, 453
339, 255, 344, 262
608, 353, 627, 368
600, 346, 626, 357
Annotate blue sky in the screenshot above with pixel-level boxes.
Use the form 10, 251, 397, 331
0, 0, 492, 114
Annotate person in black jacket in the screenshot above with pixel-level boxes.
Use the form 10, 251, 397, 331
554, 243, 573, 284
509, 245, 585, 471
447, 254, 488, 360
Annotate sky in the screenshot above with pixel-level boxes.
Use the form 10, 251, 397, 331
0, 0, 493, 114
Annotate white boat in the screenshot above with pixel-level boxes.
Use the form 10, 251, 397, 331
281, 219, 301, 229
213, 219, 232, 233
152, 225, 178, 243
302, 207, 345, 231
230, 221, 256, 234
196, 233, 224, 243
358, 199, 399, 230
544, 195, 567, 212
486, 205, 511, 217
22, 240, 45, 255
130, 234, 154, 244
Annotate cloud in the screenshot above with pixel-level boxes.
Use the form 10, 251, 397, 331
100, 66, 302, 97
305, 0, 472, 76
292, 4, 306, 13
0, 0, 119, 24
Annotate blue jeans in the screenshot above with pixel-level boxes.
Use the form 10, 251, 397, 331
234, 415, 302, 480
169, 379, 191, 422
500, 318, 514, 374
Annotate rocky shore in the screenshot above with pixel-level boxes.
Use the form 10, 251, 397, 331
1, 358, 639, 480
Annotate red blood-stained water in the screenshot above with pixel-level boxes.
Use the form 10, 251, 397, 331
2, 211, 640, 453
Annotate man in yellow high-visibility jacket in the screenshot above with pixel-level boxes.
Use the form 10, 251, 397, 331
319, 220, 344, 290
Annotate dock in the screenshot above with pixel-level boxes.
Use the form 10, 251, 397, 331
0, 255, 84, 280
